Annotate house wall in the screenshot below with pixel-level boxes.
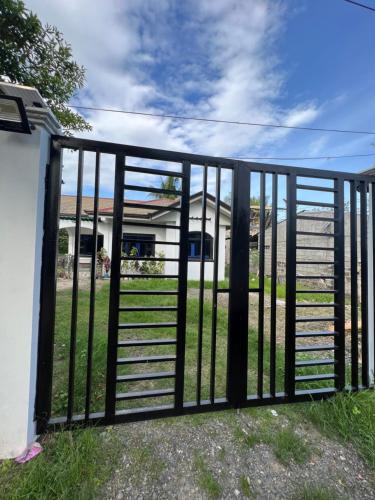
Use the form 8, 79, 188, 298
60, 217, 116, 260
60, 198, 230, 281
134, 199, 229, 281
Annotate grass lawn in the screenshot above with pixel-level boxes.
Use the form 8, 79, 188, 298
0, 427, 121, 500
0, 278, 371, 499
51, 277, 341, 416
52, 278, 286, 416
188, 273, 337, 303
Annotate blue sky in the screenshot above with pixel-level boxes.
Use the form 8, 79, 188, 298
25, 0, 375, 197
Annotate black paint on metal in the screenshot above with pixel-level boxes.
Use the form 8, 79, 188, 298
227, 164, 250, 406
35, 139, 63, 433
257, 172, 266, 397
210, 167, 221, 403
285, 174, 297, 399
270, 173, 278, 397
197, 165, 208, 405
350, 181, 358, 389
85, 151, 101, 420
67, 148, 84, 422
36, 135, 375, 430
175, 161, 191, 409
360, 182, 369, 387
105, 153, 125, 421
334, 178, 346, 390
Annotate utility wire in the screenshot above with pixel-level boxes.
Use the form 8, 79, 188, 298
234, 152, 375, 161
343, 0, 375, 12
69, 104, 375, 136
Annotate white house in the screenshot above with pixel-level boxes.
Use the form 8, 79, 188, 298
59, 192, 231, 280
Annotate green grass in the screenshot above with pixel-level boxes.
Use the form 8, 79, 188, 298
0, 428, 120, 500
52, 280, 234, 413
239, 475, 253, 498
304, 391, 375, 470
233, 420, 312, 466
294, 484, 344, 500
187, 274, 336, 303
52, 278, 291, 414
126, 443, 165, 484
272, 427, 311, 465
194, 454, 222, 498
51, 276, 344, 414
234, 426, 262, 448
17, 276, 369, 498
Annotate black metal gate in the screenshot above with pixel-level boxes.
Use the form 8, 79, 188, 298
35, 135, 375, 432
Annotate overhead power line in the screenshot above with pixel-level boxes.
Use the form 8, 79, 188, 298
234, 152, 375, 161
69, 104, 375, 136
343, 0, 375, 12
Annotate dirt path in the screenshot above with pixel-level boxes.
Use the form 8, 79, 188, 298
104, 407, 375, 499
187, 289, 359, 360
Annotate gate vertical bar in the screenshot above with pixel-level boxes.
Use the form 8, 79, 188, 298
85, 151, 101, 419
369, 182, 375, 386
227, 163, 250, 406
67, 148, 84, 422
334, 178, 346, 390
197, 164, 208, 405
270, 173, 278, 397
210, 166, 221, 403
105, 153, 125, 421
360, 182, 369, 387
350, 181, 359, 390
175, 161, 191, 409
284, 173, 297, 399
257, 172, 266, 397
35, 139, 63, 433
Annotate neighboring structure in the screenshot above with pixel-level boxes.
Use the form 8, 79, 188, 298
264, 209, 362, 284
59, 191, 231, 280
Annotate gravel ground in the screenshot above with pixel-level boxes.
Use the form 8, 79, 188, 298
104, 408, 375, 499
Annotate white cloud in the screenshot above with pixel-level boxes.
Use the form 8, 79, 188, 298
25, 0, 322, 195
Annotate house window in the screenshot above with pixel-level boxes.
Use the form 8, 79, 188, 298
123, 233, 155, 257
188, 231, 213, 260
80, 234, 104, 256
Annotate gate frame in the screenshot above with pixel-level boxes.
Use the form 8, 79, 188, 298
35, 135, 375, 432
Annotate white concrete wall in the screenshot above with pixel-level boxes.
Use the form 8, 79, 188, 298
0, 126, 52, 458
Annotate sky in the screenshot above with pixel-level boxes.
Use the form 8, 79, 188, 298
24, 0, 375, 199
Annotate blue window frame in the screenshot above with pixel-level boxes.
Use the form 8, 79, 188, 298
188, 231, 213, 260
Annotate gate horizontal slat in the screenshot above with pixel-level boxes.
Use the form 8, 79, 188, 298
36, 135, 374, 432
116, 389, 175, 400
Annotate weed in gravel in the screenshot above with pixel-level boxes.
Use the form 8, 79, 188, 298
234, 426, 262, 448
217, 446, 226, 461
304, 391, 375, 470
239, 475, 253, 498
126, 443, 165, 484
272, 428, 312, 465
194, 454, 222, 498
294, 483, 344, 500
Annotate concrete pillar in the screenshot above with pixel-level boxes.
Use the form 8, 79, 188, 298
0, 100, 60, 458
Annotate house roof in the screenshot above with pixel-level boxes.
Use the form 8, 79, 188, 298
59, 193, 230, 220
361, 166, 375, 175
